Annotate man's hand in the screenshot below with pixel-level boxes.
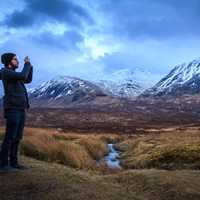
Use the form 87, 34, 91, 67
24, 56, 31, 64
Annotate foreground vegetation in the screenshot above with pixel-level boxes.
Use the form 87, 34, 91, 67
1, 126, 200, 171
0, 155, 200, 200
116, 126, 200, 170
1, 126, 200, 199
0, 127, 123, 171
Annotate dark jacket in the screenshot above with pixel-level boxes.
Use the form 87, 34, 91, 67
0, 63, 33, 111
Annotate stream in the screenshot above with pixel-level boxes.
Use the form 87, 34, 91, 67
97, 143, 122, 169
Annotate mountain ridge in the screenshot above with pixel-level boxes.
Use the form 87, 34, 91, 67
141, 57, 200, 97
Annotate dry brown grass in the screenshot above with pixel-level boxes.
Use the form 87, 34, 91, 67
1, 126, 200, 199
1, 155, 200, 200
116, 127, 200, 170
0, 126, 122, 170
20, 133, 96, 169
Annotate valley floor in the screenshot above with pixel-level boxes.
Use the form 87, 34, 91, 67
1, 126, 200, 200
1, 155, 200, 200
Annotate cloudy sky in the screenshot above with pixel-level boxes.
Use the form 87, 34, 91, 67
0, 0, 200, 90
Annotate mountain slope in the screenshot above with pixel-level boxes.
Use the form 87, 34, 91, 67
94, 79, 143, 98
0, 67, 157, 100
142, 57, 200, 97
28, 75, 108, 107
94, 68, 157, 98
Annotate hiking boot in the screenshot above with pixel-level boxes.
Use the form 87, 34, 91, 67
0, 165, 19, 173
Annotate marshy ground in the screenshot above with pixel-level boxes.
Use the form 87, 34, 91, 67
1, 126, 200, 200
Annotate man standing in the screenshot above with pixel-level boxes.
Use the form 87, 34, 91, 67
0, 53, 33, 172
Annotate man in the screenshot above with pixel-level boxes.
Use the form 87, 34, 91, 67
0, 52, 33, 173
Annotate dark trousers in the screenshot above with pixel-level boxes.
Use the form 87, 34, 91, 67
0, 108, 26, 166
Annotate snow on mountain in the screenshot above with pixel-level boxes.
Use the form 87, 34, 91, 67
27, 87, 35, 93
93, 68, 157, 98
28, 75, 107, 106
142, 57, 200, 97
0, 65, 161, 102
95, 79, 143, 98
28, 67, 158, 100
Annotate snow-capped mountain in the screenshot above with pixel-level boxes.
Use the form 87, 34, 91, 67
0, 66, 159, 107
94, 68, 157, 98
142, 57, 200, 97
28, 75, 107, 107
28, 68, 157, 103
95, 79, 143, 98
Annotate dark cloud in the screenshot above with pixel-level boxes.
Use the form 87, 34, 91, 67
3, 10, 35, 27
2, 0, 94, 28
30, 30, 84, 51
0, 0, 92, 52
98, 0, 200, 40
3, 0, 199, 40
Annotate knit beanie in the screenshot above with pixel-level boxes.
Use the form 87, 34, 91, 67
1, 53, 16, 67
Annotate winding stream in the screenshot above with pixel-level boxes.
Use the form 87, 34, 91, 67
98, 143, 122, 169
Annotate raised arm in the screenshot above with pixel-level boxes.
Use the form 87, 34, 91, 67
23, 65, 33, 83
2, 63, 32, 81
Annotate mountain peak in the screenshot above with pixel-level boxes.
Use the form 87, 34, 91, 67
93, 67, 156, 98
28, 75, 107, 107
142, 57, 200, 97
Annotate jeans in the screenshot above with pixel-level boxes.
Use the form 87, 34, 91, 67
0, 108, 26, 166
